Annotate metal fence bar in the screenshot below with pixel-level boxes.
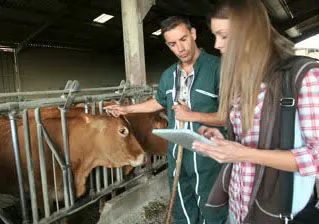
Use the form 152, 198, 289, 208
8, 112, 29, 223
59, 108, 75, 206
42, 126, 69, 210
89, 172, 94, 196
37, 169, 150, 224
52, 154, 60, 211
85, 103, 95, 195
111, 168, 114, 185
90, 103, 102, 193
103, 167, 108, 188
153, 155, 157, 164
0, 209, 13, 224
95, 167, 101, 193
0, 83, 158, 98
22, 109, 39, 222
0, 89, 154, 112
34, 108, 51, 217
116, 168, 123, 183
98, 100, 109, 190
0, 83, 162, 223
98, 101, 103, 114
90, 102, 96, 115
0, 85, 123, 98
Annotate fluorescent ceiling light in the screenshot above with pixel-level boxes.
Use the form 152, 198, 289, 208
93, 13, 114, 24
0, 45, 14, 52
285, 27, 300, 38
152, 29, 161, 36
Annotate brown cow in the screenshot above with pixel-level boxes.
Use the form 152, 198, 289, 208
125, 111, 168, 156
102, 100, 168, 156
78, 101, 168, 175
0, 107, 145, 204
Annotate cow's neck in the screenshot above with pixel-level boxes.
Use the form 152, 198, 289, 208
72, 155, 120, 197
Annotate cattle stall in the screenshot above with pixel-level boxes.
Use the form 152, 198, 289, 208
0, 80, 167, 224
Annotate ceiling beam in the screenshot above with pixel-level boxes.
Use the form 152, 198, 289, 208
276, 9, 319, 31
16, 12, 66, 53
15, 0, 92, 53
263, 0, 291, 20
138, 0, 155, 20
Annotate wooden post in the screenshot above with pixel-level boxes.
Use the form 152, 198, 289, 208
121, 0, 155, 85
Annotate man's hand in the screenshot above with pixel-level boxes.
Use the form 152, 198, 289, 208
172, 99, 192, 122
104, 104, 129, 117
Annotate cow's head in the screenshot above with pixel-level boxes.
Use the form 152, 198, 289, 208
125, 110, 168, 156
68, 111, 144, 196
83, 113, 145, 167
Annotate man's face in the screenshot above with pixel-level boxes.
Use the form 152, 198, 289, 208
163, 23, 197, 64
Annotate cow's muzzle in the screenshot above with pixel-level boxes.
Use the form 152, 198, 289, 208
129, 154, 145, 167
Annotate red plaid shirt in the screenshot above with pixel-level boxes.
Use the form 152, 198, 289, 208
228, 68, 319, 224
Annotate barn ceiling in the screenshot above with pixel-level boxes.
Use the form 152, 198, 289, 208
0, 0, 318, 53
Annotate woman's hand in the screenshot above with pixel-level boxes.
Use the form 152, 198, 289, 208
192, 138, 247, 163
197, 126, 224, 139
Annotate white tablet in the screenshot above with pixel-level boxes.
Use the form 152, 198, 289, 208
152, 129, 217, 156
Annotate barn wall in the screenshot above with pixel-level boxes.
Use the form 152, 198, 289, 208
0, 52, 16, 93
6, 47, 176, 92
18, 48, 125, 91
1, 44, 218, 93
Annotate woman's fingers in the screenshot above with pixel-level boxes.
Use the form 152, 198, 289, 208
197, 127, 224, 139
192, 139, 241, 163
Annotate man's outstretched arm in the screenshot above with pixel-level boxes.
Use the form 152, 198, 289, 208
105, 98, 164, 116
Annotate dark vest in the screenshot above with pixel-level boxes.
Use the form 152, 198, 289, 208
206, 56, 319, 224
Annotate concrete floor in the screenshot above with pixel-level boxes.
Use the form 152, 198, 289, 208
98, 170, 169, 224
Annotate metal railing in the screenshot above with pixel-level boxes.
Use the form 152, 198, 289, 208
0, 81, 166, 224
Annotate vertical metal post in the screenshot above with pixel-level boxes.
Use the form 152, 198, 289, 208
153, 155, 157, 166
0, 208, 13, 224
22, 109, 39, 222
116, 168, 123, 183
111, 168, 114, 185
99, 100, 108, 190
84, 103, 95, 195
8, 112, 29, 223
98, 101, 103, 115
52, 154, 60, 211
59, 108, 75, 205
91, 102, 96, 115
42, 126, 69, 210
91, 102, 102, 193
103, 168, 108, 188
13, 50, 21, 92
34, 108, 50, 217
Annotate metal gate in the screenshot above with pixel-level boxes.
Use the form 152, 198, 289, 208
0, 80, 166, 224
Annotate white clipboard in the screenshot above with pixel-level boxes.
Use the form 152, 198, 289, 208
152, 129, 217, 156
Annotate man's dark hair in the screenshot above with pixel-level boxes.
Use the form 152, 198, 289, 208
160, 16, 192, 35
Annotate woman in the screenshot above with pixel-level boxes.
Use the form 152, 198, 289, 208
192, 0, 319, 223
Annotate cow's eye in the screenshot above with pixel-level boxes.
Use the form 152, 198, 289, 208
118, 127, 129, 137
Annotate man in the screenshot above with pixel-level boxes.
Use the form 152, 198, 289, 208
106, 16, 228, 224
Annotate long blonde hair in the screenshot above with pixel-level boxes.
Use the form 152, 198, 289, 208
216, 0, 293, 134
